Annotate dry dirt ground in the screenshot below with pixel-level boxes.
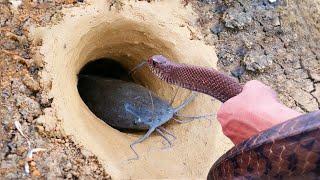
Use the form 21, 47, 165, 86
1, 1, 110, 179
193, 0, 320, 112
0, 0, 319, 179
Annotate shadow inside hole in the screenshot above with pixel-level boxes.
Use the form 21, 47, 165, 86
77, 58, 151, 134
78, 58, 132, 81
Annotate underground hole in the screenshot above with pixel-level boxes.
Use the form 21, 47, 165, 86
77, 57, 208, 161
40, 1, 233, 177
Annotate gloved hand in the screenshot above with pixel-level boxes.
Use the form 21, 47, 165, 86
217, 80, 302, 145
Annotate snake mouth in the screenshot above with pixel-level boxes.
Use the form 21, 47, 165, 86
150, 68, 176, 86
39, 1, 229, 179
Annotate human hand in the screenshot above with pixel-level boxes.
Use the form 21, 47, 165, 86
217, 80, 302, 145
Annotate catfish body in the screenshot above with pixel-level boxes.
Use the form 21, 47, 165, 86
77, 75, 174, 130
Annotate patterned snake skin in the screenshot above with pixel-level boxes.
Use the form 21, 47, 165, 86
147, 55, 320, 179
147, 55, 242, 102
209, 111, 320, 179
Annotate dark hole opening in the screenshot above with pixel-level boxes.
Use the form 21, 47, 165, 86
78, 58, 132, 81
77, 58, 146, 133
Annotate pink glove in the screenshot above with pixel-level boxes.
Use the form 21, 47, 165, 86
217, 80, 302, 145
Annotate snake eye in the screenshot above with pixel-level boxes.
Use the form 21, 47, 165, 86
148, 55, 166, 67
152, 60, 158, 66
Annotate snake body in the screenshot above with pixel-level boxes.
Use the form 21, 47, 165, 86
147, 55, 242, 102
147, 55, 320, 179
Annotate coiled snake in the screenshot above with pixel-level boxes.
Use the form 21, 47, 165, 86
146, 55, 320, 179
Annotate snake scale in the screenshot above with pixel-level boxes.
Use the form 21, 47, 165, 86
146, 55, 320, 179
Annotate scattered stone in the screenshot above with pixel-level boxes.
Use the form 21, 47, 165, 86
210, 23, 224, 34
30, 161, 36, 167
31, 169, 41, 177
242, 38, 253, 49
18, 160, 25, 167
36, 125, 45, 133
242, 51, 273, 72
39, 71, 53, 91
231, 66, 245, 78
223, 8, 252, 29
66, 173, 73, 179
272, 16, 281, 26
32, 52, 45, 68
39, 92, 52, 106
212, 4, 227, 14
16, 146, 27, 156
23, 74, 40, 92
6, 154, 17, 160
1, 87, 11, 99
2, 40, 17, 50
236, 46, 247, 57
35, 108, 57, 131
65, 162, 72, 171
11, 78, 30, 95
15, 94, 42, 121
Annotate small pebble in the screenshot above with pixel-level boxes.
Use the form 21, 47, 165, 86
18, 160, 25, 166
236, 46, 247, 57
210, 23, 224, 34
36, 125, 44, 133
231, 66, 245, 78
32, 169, 41, 177
16, 146, 27, 156
272, 16, 281, 26
213, 4, 227, 13
66, 173, 73, 179
32, 52, 45, 68
30, 161, 36, 167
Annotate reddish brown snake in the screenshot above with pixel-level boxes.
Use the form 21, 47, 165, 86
146, 55, 320, 179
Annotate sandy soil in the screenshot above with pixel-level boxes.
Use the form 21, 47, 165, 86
0, 0, 319, 179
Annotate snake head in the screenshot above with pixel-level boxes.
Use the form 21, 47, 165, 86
147, 55, 174, 74
148, 55, 168, 79
147, 55, 168, 68
147, 55, 176, 82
